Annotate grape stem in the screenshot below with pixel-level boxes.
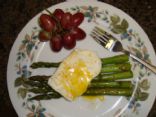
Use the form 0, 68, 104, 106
45, 9, 64, 34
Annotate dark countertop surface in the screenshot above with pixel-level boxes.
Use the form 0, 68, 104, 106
0, 0, 156, 116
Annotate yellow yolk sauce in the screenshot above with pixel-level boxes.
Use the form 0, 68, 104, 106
83, 96, 105, 101
60, 59, 92, 100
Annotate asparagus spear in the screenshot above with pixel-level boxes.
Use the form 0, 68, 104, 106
30, 62, 60, 68
28, 87, 56, 93
28, 75, 49, 81
29, 88, 133, 100
89, 81, 133, 88
24, 79, 51, 89
102, 54, 129, 65
30, 54, 129, 69
84, 88, 133, 96
24, 80, 44, 88
93, 71, 133, 81
30, 62, 132, 75
101, 63, 131, 73
29, 93, 62, 100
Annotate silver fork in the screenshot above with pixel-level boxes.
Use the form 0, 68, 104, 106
90, 26, 156, 73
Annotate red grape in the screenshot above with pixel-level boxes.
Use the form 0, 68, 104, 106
63, 33, 76, 49
39, 30, 51, 42
39, 14, 56, 32
53, 9, 64, 21
70, 27, 86, 40
61, 12, 72, 29
50, 35, 63, 52
71, 12, 84, 27
38, 10, 86, 52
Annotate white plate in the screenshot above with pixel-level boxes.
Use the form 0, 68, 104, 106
7, 1, 156, 117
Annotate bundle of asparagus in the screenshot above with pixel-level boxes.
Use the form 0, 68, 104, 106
15, 54, 134, 100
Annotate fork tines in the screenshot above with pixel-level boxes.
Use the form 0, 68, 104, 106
90, 26, 112, 44
90, 26, 116, 50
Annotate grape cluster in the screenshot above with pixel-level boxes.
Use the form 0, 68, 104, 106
39, 9, 86, 52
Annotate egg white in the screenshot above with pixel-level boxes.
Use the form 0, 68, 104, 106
48, 49, 101, 101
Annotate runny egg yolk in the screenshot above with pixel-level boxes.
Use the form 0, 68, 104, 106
60, 59, 92, 100
83, 96, 104, 101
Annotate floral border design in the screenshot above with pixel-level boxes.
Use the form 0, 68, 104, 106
14, 6, 152, 117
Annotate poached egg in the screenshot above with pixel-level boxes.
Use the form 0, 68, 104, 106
48, 49, 101, 101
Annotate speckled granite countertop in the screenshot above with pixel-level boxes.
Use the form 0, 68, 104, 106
0, 0, 156, 116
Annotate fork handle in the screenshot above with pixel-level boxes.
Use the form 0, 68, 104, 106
123, 50, 156, 73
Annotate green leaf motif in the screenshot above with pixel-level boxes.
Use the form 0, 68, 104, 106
135, 50, 143, 59
140, 64, 144, 69
137, 92, 149, 101
88, 6, 94, 12
84, 12, 91, 17
32, 104, 35, 111
135, 43, 141, 48
121, 19, 129, 29
22, 102, 26, 107
33, 27, 37, 30
105, 10, 109, 15
110, 15, 120, 25
111, 24, 126, 34
16, 56, 21, 61
21, 52, 26, 58
96, 13, 100, 18
17, 88, 27, 99
139, 79, 150, 90
15, 77, 24, 87
139, 71, 145, 77
26, 43, 34, 56
22, 39, 28, 45
88, 17, 92, 22
140, 42, 144, 46
32, 35, 38, 40
25, 34, 31, 41
17, 52, 21, 55
148, 72, 151, 76
40, 108, 46, 112
76, 6, 80, 10
138, 38, 141, 43
135, 88, 149, 101
102, 17, 107, 21
110, 16, 129, 34
71, 7, 77, 11
144, 53, 149, 60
